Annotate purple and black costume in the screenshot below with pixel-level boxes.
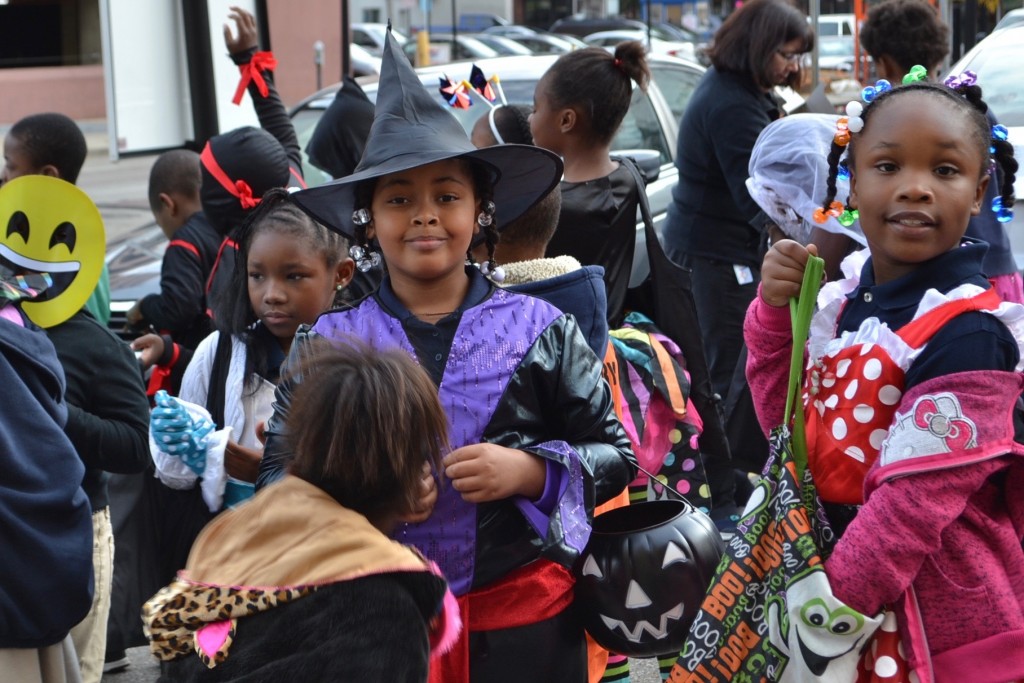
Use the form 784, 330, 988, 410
258, 267, 636, 679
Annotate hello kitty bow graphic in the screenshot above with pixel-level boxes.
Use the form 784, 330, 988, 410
881, 393, 978, 466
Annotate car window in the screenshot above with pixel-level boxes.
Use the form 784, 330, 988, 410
352, 29, 376, 50
291, 107, 334, 187
614, 89, 671, 164
649, 63, 702, 123
444, 78, 670, 163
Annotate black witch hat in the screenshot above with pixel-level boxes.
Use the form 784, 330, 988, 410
291, 27, 563, 240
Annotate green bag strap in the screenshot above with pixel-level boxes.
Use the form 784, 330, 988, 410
783, 254, 825, 476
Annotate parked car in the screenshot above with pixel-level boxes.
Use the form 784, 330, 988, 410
994, 8, 1024, 31
482, 24, 545, 37
811, 13, 857, 37
481, 25, 586, 54
352, 23, 408, 57
402, 33, 500, 64
648, 21, 703, 44
468, 33, 534, 56
349, 43, 383, 77
106, 219, 171, 338
816, 35, 855, 71
947, 25, 1024, 269
511, 32, 587, 54
583, 29, 696, 61
549, 15, 649, 37
457, 13, 510, 31
107, 54, 817, 333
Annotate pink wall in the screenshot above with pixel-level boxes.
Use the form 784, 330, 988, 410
265, 1, 344, 106
0, 65, 106, 125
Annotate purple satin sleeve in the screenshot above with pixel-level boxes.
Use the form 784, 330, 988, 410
514, 441, 590, 553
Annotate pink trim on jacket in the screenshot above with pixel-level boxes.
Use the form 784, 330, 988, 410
828, 371, 1024, 681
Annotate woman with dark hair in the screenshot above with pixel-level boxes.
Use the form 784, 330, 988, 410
660, 0, 813, 528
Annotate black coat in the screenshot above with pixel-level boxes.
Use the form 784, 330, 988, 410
138, 212, 221, 350
662, 67, 782, 268
160, 573, 446, 682
47, 309, 151, 511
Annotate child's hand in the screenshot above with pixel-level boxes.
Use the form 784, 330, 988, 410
224, 441, 262, 483
151, 391, 214, 476
443, 444, 546, 503
399, 461, 438, 524
760, 240, 819, 308
254, 420, 267, 445
131, 333, 164, 370
223, 5, 258, 55
126, 300, 144, 327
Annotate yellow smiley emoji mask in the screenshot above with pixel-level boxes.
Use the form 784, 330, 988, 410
0, 176, 104, 328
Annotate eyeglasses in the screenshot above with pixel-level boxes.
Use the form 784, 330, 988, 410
776, 50, 803, 63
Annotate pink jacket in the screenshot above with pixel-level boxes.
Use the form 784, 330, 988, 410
745, 295, 1024, 683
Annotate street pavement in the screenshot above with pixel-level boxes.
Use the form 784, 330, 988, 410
100, 646, 663, 682
75, 123, 159, 244
71, 123, 665, 683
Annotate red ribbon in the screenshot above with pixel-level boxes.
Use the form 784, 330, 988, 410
201, 143, 261, 211
232, 51, 277, 105
427, 559, 574, 683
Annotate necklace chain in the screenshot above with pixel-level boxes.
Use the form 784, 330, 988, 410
412, 310, 455, 318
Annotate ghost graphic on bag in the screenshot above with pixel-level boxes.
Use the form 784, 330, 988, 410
767, 569, 880, 683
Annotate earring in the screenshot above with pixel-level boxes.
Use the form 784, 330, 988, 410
335, 283, 344, 291
352, 208, 371, 226
349, 244, 381, 273
477, 200, 496, 228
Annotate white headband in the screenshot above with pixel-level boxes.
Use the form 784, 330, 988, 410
488, 107, 505, 145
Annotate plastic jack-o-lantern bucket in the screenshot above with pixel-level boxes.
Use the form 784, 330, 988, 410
574, 499, 724, 657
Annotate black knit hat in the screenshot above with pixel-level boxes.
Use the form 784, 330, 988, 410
292, 28, 563, 240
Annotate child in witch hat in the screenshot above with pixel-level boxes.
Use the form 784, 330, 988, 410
258, 25, 636, 683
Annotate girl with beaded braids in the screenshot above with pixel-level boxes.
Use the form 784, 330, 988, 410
746, 78, 1024, 680
529, 41, 650, 328
853, 0, 1023, 303
256, 29, 636, 683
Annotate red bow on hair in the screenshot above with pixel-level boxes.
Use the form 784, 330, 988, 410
232, 51, 277, 105
235, 180, 259, 209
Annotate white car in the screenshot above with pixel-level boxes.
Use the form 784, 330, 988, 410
948, 25, 1024, 269
994, 8, 1024, 31
352, 23, 408, 57
349, 43, 382, 77
583, 29, 696, 62
402, 34, 501, 65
